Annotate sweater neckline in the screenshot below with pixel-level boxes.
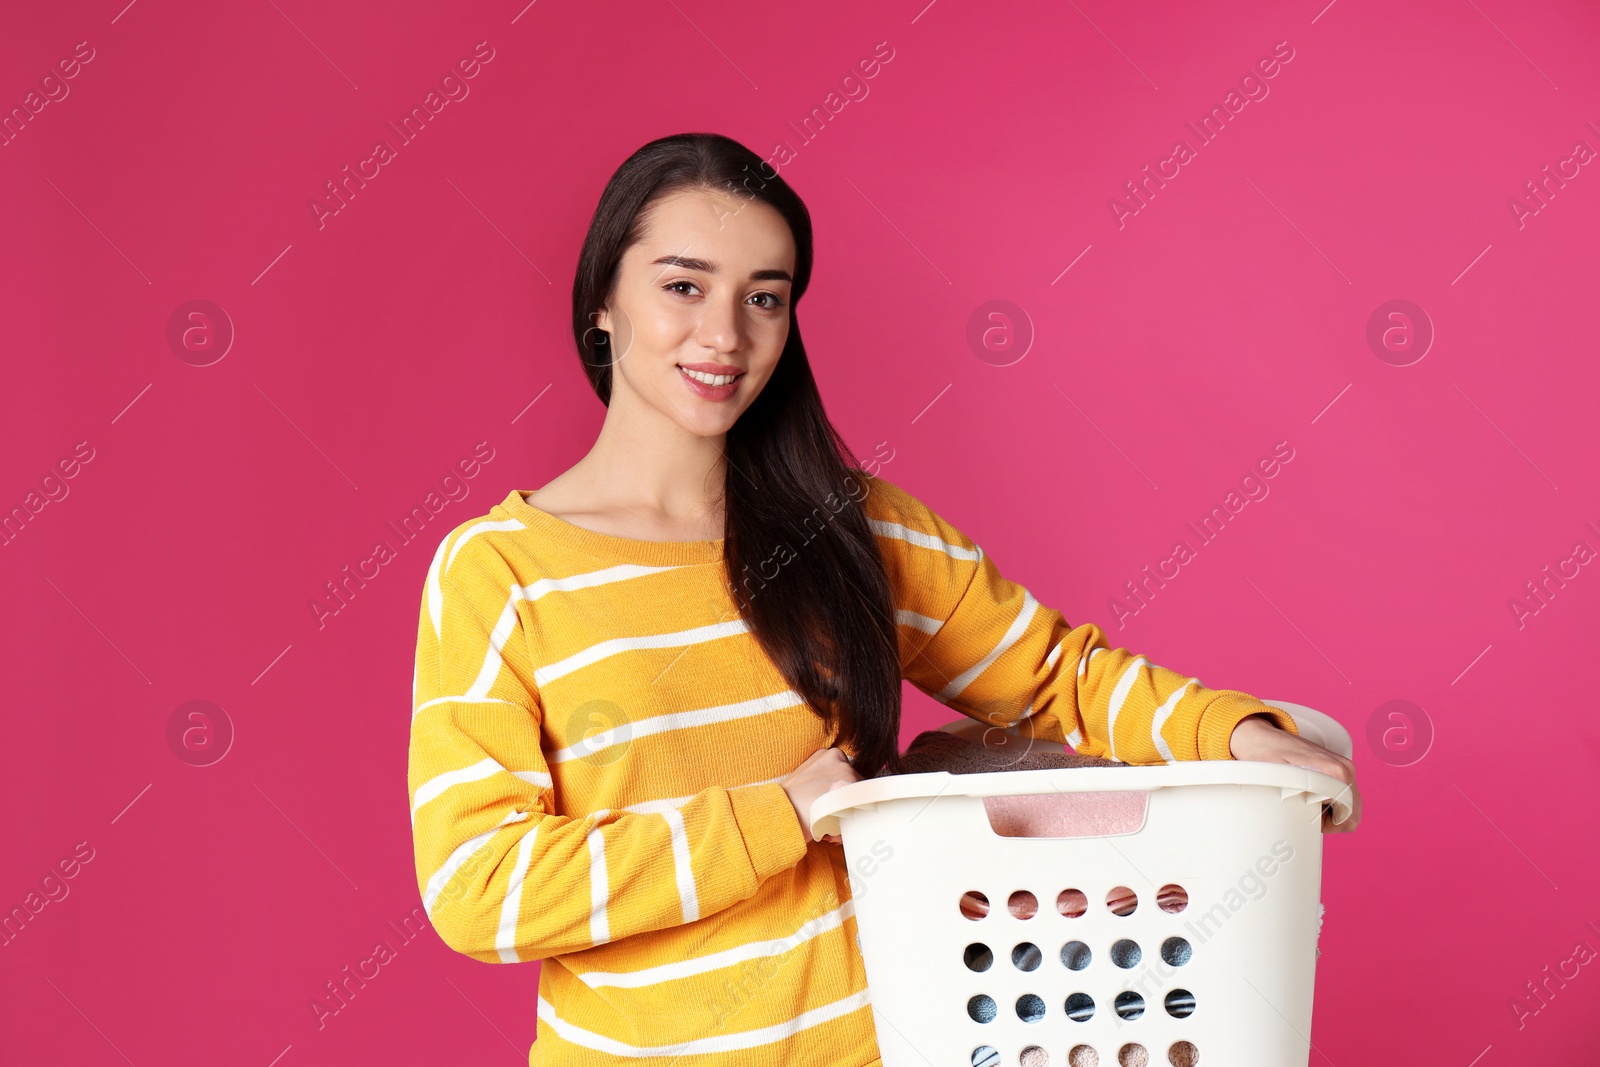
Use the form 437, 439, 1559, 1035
499, 489, 725, 567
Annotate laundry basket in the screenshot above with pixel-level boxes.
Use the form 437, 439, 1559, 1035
808, 701, 1353, 1067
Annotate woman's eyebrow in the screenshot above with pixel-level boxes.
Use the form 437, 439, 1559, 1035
649, 254, 792, 283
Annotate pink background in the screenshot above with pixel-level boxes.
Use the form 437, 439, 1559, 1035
3, 0, 1598, 1063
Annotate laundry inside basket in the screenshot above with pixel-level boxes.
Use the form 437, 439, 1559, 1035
980, 791, 1147, 838
878, 730, 1143, 837
883, 728, 1129, 776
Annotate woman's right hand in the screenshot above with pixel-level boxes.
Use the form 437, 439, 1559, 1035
779, 746, 861, 845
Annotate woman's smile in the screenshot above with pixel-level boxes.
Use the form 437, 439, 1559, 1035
676, 360, 746, 400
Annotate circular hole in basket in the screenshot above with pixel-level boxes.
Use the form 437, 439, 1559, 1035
1067, 1046, 1100, 1067
1056, 888, 1088, 918
1156, 883, 1188, 913
1008, 890, 1039, 919
964, 943, 994, 972
1117, 1044, 1149, 1067
1016, 993, 1047, 1023
1012, 942, 1042, 971
1164, 989, 1196, 1019
1106, 886, 1138, 916
1020, 1046, 1050, 1067
970, 1046, 1001, 1067
1114, 991, 1146, 1020
967, 994, 998, 1023
1167, 1040, 1198, 1067
961, 891, 990, 920
1064, 992, 1095, 1022
1110, 938, 1142, 969
1161, 936, 1192, 968
1060, 940, 1092, 971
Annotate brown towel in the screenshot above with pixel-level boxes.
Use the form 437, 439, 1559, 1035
878, 728, 1126, 777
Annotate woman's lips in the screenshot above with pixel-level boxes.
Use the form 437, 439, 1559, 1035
676, 364, 744, 400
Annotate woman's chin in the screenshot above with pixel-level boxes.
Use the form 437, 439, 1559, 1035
680, 410, 742, 437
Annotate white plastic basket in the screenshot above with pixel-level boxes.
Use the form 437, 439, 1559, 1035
808, 701, 1353, 1067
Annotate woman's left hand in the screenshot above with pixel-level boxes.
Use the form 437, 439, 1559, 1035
1228, 713, 1361, 833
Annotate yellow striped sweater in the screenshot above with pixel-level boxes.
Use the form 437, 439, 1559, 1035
406, 470, 1298, 1066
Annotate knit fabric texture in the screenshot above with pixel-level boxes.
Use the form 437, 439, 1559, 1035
406, 470, 1299, 1066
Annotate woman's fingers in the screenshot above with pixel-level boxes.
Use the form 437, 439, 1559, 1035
1230, 717, 1362, 833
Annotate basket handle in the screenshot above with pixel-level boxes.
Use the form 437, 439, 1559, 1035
807, 762, 1353, 841
809, 809, 845, 843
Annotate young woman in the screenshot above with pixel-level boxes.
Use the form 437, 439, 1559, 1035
407, 132, 1359, 1066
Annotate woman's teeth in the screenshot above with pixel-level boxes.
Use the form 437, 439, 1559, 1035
679, 367, 742, 386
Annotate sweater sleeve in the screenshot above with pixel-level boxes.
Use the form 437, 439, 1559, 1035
861, 473, 1299, 764
407, 527, 809, 964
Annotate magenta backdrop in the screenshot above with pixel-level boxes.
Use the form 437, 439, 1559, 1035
3, 0, 1598, 1064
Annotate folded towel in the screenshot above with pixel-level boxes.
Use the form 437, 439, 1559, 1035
876, 730, 1136, 915
882, 728, 1127, 777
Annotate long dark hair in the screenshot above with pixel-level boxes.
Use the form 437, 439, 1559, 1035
570, 132, 904, 778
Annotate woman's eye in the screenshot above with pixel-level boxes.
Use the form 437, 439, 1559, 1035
663, 281, 782, 308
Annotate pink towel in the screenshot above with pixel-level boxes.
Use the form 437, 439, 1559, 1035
878, 730, 1146, 919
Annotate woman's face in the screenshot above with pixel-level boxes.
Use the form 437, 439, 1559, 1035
596, 185, 796, 439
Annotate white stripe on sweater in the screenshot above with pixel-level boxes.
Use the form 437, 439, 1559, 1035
588, 822, 610, 945
422, 807, 529, 916
464, 596, 524, 700
1078, 644, 1104, 678
575, 900, 857, 989
867, 517, 981, 560
451, 563, 680, 704
446, 518, 525, 572
428, 519, 526, 636
547, 690, 805, 764
424, 534, 451, 639
936, 589, 1039, 702
894, 608, 943, 634
1044, 637, 1085, 750
1104, 655, 1152, 763
1149, 679, 1195, 764
659, 805, 701, 925
536, 986, 871, 1056
535, 617, 750, 688
496, 824, 539, 963
410, 757, 552, 825
412, 695, 525, 721
489, 777, 787, 961
613, 774, 786, 816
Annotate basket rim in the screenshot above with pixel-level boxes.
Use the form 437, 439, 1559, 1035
807, 760, 1353, 840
